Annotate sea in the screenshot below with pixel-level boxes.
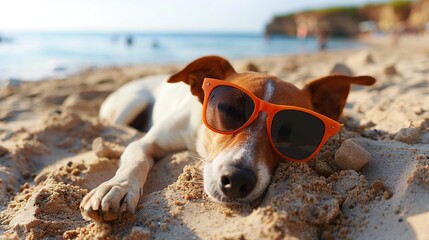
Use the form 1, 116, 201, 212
0, 32, 363, 81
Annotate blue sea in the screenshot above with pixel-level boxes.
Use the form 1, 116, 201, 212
0, 32, 362, 81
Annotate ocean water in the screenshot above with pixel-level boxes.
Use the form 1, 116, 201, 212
0, 32, 362, 81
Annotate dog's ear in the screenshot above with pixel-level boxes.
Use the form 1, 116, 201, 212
167, 56, 236, 102
302, 74, 376, 121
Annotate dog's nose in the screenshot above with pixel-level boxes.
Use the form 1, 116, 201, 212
220, 166, 256, 199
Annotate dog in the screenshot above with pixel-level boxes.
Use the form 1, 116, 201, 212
80, 56, 375, 221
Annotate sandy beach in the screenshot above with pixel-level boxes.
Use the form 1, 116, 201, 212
0, 35, 428, 239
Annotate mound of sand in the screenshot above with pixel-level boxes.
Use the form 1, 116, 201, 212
1, 36, 428, 239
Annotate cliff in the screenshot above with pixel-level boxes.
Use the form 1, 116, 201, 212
266, 0, 428, 37
267, 7, 361, 37
408, 0, 429, 31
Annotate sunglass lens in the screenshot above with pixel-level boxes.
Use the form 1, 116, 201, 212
206, 85, 255, 132
271, 110, 325, 160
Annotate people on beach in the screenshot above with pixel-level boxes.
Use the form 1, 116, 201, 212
126, 35, 134, 47
296, 24, 308, 40
152, 39, 159, 48
0, 34, 13, 44
315, 28, 329, 50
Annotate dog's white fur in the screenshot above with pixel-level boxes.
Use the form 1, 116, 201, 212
81, 74, 270, 220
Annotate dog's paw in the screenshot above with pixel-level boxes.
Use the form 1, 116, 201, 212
80, 176, 142, 222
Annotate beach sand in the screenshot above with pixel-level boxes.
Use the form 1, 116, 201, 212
0, 35, 428, 239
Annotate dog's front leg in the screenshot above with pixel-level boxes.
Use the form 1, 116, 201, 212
80, 139, 155, 222
80, 106, 197, 222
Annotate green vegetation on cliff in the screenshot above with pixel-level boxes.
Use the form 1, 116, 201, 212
266, 0, 424, 37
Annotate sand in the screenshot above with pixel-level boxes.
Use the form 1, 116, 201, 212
0, 35, 428, 239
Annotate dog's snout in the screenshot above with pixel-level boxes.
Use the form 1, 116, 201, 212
220, 166, 256, 199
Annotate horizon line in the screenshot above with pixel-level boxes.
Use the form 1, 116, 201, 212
0, 30, 266, 35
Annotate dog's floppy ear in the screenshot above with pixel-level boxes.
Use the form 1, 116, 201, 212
302, 74, 376, 121
167, 56, 236, 102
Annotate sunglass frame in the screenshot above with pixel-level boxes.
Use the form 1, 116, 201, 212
201, 78, 343, 162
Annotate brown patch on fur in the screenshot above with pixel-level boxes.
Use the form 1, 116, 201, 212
167, 56, 236, 102
302, 75, 376, 120
228, 74, 313, 109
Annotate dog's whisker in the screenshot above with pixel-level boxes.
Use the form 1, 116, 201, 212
212, 190, 226, 203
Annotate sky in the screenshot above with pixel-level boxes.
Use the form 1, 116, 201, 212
0, 0, 388, 33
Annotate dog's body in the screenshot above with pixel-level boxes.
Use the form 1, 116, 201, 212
100, 74, 202, 152
80, 56, 375, 221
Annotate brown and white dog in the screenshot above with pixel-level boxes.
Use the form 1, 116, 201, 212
80, 56, 375, 221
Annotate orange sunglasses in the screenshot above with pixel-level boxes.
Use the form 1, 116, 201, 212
201, 78, 343, 162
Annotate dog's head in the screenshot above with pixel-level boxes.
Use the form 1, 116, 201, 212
168, 56, 375, 204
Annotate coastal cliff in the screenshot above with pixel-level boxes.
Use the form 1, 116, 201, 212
266, 0, 429, 37
266, 7, 360, 37
409, 0, 429, 30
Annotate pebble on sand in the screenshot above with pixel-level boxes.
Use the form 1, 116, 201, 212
320, 230, 335, 240
384, 64, 398, 75
244, 62, 260, 72
395, 127, 420, 144
130, 226, 151, 240
330, 63, 354, 76
371, 179, 385, 191
335, 139, 371, 171
313, 160, 335, 177
92, 137, 123, 159
334, 170, 360, 196
0, 145, 8, 157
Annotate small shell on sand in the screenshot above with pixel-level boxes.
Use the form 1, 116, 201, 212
0, 145, 8, 157
395, 127, 420, 144
335, 139, 371, 171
